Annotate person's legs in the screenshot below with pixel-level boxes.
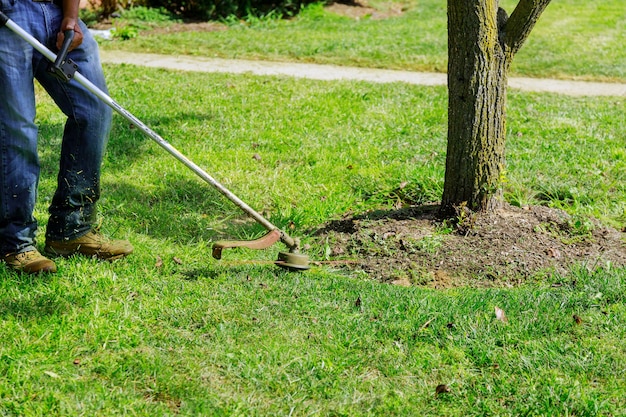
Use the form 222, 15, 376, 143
35, 13, 112, 241
0, 0, 57, 272
35, 5, 132, 259
0, 1, 130, 270
0, 0, 45, 256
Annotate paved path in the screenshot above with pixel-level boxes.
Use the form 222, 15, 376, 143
100, 51, 626, 97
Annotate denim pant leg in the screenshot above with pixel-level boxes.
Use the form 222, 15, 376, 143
0, 0, 112, 250
0, 3, 42, 254
35, 24, 112, 241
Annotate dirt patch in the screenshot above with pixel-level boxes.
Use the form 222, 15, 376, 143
325, 0, 404, 20
90, 19, 228, 33
150, 22, 228, 34
310, 204, 626, 288
139, 21, 228, 35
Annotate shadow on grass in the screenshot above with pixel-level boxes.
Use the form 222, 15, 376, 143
35, 122, 267, 244
38, 110, 220, 174
312, 203, 441, 236
102, 175, 273, 243
0, 284, 74, 319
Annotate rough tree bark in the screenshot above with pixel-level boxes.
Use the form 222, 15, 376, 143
441, 0, 551, 215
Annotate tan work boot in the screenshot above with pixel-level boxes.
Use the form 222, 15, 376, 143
45, 230, 133, 261
3, 250, 57, 274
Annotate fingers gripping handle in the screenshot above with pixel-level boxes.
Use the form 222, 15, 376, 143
54, 29, 74, 69
48, 29, 78, 82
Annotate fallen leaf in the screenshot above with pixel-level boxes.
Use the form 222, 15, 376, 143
73, 359, 81, 366
545, 247, 561, 258
155, 255, 163, 268
172, 257, 183, 265
44, 371, 60, 379
391, 278, 411, 287
252, 153, 261, 161
399, 181, 408, 189
435, 384, 451, 396
331, 246, 345, 256
573, 314, 583, 325
494, 306, 508, 323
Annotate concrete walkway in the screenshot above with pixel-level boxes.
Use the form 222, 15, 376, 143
100, 51, 626, 97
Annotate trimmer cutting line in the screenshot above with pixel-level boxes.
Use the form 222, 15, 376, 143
0, 12, 310, 271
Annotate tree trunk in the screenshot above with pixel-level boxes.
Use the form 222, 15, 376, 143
441, 0, 552, 215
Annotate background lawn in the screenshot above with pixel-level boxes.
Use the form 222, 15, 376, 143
98, 0, 626, 82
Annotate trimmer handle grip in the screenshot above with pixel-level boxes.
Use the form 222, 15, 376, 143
54, 29, 74, 67
48, 29, 78, 82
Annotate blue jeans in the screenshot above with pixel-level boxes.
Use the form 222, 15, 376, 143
0, 0, 111, 255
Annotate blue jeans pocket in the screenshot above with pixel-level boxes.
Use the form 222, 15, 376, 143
0, 0, 15, 12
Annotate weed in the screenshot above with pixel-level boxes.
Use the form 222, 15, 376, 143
111, 26, 138, 40
534, 214, 595, 245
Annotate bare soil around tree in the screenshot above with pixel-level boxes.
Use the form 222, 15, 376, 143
310, 204, 626, 288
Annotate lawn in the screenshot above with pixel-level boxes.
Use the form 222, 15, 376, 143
97, 0, 626, 82
1, 1, 625, 415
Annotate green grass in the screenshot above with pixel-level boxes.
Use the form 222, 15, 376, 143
1, 64, 623, 415
2, 262, 625, 415
98, 0, 626, 82
2, 3, 625, 414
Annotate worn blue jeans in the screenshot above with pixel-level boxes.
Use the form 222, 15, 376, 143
0, 0, 111, 255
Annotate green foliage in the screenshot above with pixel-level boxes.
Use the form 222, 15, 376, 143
143, 0, 320, 21
105, 6, 181, 40
119, 5, 177, 21
79, 8, 100, 26
111, 26, 139, 39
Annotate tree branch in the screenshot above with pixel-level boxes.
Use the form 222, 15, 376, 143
503, 0, 552, 57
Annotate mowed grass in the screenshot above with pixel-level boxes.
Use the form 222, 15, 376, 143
98, 0, 626, 82
0, 63, 624, 415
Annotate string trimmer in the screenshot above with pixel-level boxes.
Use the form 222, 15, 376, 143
0, 12, 310, 271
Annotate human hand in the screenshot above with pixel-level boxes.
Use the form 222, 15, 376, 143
56, 18, 83, 51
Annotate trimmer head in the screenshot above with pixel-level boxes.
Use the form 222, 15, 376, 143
275, 251, 311, 271
212, 230, 310, 272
